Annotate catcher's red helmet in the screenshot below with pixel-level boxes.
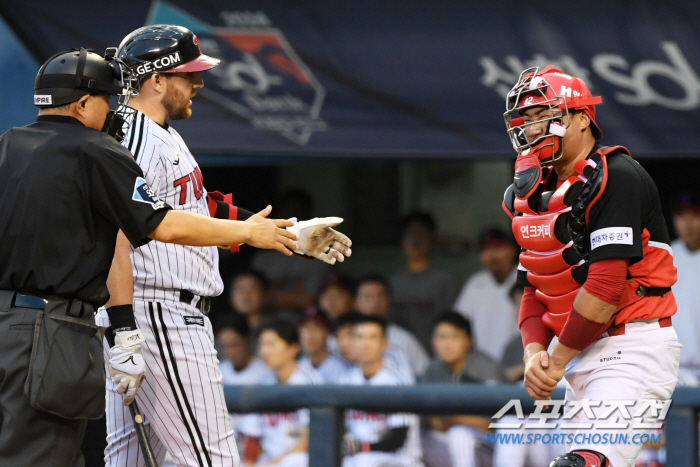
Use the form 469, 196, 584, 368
504, 65, 602, 165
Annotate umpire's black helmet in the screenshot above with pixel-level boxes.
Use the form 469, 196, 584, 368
117, 24, 219, 79
34, 48, 124, 107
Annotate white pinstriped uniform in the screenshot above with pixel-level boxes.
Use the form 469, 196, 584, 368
99, 109, 238, 467
339, 366, 424, 467
238, 364, 323, 467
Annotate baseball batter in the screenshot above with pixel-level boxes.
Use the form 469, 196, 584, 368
98, 24, 352, 467
502, 66, 679, 467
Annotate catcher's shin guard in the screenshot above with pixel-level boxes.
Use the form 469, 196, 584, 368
549, 450, 610, 467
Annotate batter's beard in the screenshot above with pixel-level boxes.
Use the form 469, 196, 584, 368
162, 85, 193, 121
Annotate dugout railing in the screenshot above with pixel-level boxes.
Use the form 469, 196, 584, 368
224, 384, 700, 467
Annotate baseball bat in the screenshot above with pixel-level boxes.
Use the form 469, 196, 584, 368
106, 327, 157, 467
129, 400, 158, 467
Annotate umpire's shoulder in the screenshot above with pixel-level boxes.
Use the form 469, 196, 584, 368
85, 131, 141, 164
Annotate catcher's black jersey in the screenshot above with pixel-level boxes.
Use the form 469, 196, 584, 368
0, 115, 170, 306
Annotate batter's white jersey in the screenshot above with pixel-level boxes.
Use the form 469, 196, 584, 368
339, 366, 423, 466
238, 364, 322, 461
123, 110, 223, 301
299, 352, 351, 384
102, 109, 239, 467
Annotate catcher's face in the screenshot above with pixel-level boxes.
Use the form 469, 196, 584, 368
161, 71, 204, 120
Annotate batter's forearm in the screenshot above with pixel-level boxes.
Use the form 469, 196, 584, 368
149, 210, 252, 246
106, 230, 134, 308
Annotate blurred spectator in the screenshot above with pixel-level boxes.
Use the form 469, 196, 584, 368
251, 189, 332, 311
333, 311, 415, 383
454, 227, 519, 361
298, 307, 351, 383
239, 317, 322, 467
217, 313, 274, 459
229, 271, 270, 331
318, 275, 356, 320
355, 276, 430, 377
332, 311, 361, 364
501, 284, 525, 383
390, 212, 459, 353
339, 316, 424, 467
670, 194, 700, 386
421, 312, 500, 467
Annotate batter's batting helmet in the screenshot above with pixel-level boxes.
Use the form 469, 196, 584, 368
504, 65, 603, 164
117, 24, 220, 79
34, 48, 125, 107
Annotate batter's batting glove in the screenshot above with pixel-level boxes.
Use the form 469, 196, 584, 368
287, 217, 353, 265
108, 330, 146, 406
341, 433, 361, 457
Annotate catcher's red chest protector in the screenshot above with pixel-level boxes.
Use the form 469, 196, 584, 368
503, 146, 630, 335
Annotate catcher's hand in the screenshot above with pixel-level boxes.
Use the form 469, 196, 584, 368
108, 330, 146, 406
341, 432, 361, 457
288, 217, 352, 265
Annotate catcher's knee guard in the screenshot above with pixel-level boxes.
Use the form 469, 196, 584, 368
549, 450, 610, 467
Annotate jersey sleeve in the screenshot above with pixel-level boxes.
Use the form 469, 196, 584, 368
586, 155, 644, 264
88, 140, 170, 247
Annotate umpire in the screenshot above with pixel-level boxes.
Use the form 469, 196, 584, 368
0, 49, 296, 467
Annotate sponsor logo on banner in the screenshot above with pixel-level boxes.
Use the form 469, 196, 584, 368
146, 3, 326, 145
480, 41, 700, 111
132, 177, 165, 209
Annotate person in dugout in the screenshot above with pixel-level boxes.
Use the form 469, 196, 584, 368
502, 65, 680, 467
0, 47, 297, 467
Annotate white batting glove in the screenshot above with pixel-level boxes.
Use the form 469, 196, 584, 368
108, 329, 146, 406
287, 217, 353, 265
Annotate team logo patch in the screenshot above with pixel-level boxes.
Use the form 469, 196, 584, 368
132, 177, 165, 209
183, 316, 205, 326
590, 227, 633, 249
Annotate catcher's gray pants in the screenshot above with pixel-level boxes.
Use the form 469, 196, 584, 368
0, 300, 87, 467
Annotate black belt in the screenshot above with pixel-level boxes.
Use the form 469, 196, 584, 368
179, 290, 211, 315
0, 290, 93, 317
635, 285, 672, 297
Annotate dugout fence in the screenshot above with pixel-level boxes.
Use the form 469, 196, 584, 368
224, 384, 700, 467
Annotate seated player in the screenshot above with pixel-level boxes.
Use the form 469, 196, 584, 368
339, 315, 424, 467
422, 312, 502, 467
319, 275, 356, 320
239, 318, 322, 467
229, 271, 270, 332
333, 311, 414, 383
217, 313, 274, 459
298, 306, 351, 383
354, 276, 430, 377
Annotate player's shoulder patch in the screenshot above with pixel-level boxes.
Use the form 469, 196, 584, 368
132, 177, 166, 210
